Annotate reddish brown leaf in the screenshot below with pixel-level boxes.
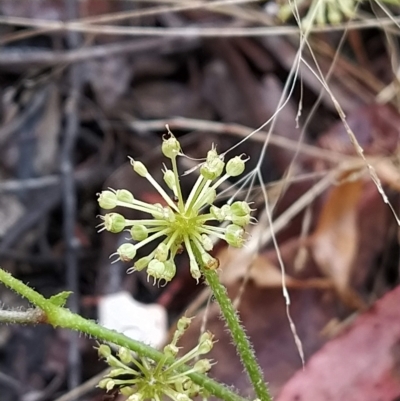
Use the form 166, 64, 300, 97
276, 285, 400, 401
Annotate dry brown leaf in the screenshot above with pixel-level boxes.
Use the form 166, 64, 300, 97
219, 242, 331, 289
311, 178, 363, 301
219, 246, 296, 287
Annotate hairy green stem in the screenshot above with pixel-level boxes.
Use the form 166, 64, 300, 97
0, 267, 246, 401
202, 268, 272, 401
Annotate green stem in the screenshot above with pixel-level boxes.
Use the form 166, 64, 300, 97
201, 268, 272, 401
0, 267, 246, 401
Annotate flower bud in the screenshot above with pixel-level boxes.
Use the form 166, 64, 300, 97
226, 155, 247, 177
198, 332, 214, 354
117, 243, 137, 262
120, 387, 135, 397
130, 159, 148, 177
147, 259, 166, 279
103, 213, 126, 233
118, 347, 133, 364
230, 201, 251, 216
327, 2, 341, 24
177, 316, 192, 332
201, 253, 219, 270
163, 169, 176, 191
163, 259, 176, 282
190, 259, 201, 282
130, 225, 148, 241
225, 224, 245, 247
193, 359, 212, 373
210, 205, 227, 221
98, 344, 112, 358
97, 378, 109, 389
133, 255, 153, 271
116, 189, 134, 203
106, 379, 116, 392
164, 343, 179, 358
155, 243, 169, 262
200, 158, 225, 181
231, 214, 251, 227
162, 133, 181, 158
201, 234, 213, 252
128, 393, 143, 401
98, 190, 118, 209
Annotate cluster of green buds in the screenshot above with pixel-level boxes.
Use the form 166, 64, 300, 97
97, 129, 254, 283
278, 0, 357, 28
98, 316, 213, 401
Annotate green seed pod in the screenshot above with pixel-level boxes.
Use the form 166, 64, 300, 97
163, 259, 176, 282
103, 213, 126, 233
130, 159, 148, 177
162, 133, 181, 159
177, 316, 192, 333
155, 243, 169, 262
116, 189, 134, 203
200, 158, 225, 181
164, 343, 179, 358
98, 344, 112, 358
133, 255, 153, 271
230, 201, 251, 217
98, 190, 118, 209
198, 332, 214, 354
225, 224, 245, 247
193, 359, 212, 373
106, 379, 116, 392
118, 347, 133, 365
163, 169, 176, 191
97, 378, 109, 389
117, 243, 137, 262
226, 155, 247, 177
130, 225, 148, 241
231, 214, 251, 227
147, 259, 166, 279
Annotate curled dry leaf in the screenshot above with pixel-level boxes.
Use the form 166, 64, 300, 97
310, 177, 365, 308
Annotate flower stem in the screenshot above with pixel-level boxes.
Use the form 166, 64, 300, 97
0, 267, 246, 401
201, 268, 272, 401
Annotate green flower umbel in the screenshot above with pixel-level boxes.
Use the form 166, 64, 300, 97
98, 130, 253, 283
98, 316, 214, 401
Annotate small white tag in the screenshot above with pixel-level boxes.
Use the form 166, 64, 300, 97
98, 291, 167, 348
